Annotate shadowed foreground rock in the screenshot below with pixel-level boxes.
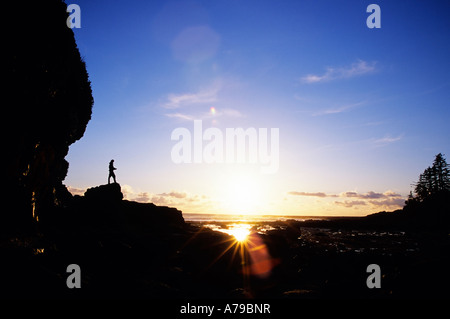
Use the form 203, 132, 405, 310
1, 183, 193, 299
68, 183, 185, 232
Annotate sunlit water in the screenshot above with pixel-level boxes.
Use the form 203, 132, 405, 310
206, 223, 252, 241
184, 213, 326, 240
183, 213, 328, 223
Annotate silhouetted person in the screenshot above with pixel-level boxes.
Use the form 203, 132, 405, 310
108, 159, 117, 184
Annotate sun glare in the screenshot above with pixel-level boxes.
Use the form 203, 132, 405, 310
230, 226, 250, 242
223, 174, 262, 215
223, 224, 251, 242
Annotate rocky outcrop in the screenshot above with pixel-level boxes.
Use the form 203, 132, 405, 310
84, 183, 124, 203
4, 1, 93, 233
122, 200, 185, 231
68, 183, 185, 232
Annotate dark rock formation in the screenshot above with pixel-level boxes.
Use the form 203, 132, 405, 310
66, 183, 185, 232
4, 1, 93, 233
122, 200, 186, 232
84, 183, 124, 203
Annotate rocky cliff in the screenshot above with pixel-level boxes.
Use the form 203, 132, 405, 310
67, 183, 186, 232
4, 1, 93, 233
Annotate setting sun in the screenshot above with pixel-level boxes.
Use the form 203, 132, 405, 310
210, 223, 252, 242
223, 174, 263, 215
227, 224, 251, 242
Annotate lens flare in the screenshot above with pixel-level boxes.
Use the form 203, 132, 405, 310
210, 106, 216, 115
218, 223, 251, 242
200, 222, 277, 293
229, 226, 250, 242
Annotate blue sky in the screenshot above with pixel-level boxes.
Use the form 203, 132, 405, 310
65, 0, 450, 216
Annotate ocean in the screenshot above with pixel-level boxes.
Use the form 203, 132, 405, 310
183, 213, 331, 223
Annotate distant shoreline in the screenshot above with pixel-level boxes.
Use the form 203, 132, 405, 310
183, 213, 363, 223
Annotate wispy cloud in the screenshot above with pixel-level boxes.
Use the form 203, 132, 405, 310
288, 191, 336, 198
334, 200, 367, 208
165, 112, 195, 121
134, 192, 151, 202
289, 190, 405, 209
369, 198, 405, 207
289, 190, 402, 199
163, 87, 219, 109
301, 60, 376, 84
149, 190, 215, 213
157, 191, 188, 199
165, 107, 244, 122
373, 135, 403, 144
162, 79, 223, 109
371, 134, 404, 147
66, 186, 85, 196
134, 190, 191, 204
162, 79, 245, 121
313, 101, 366, 116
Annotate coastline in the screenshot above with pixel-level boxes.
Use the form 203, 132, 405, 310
1, 183, 449, 300
183, 213, 355, 222
184, 216, 450, 299
1, 192, 449, 299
